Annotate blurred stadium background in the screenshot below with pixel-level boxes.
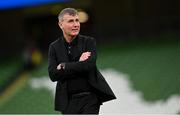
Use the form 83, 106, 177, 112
0, 0, 180, 114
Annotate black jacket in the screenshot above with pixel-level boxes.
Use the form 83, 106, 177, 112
48, 34, 116, 112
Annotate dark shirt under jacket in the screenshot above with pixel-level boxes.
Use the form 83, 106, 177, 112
63, 37, 91, 95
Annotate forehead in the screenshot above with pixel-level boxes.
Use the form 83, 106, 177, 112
63, 14, 79, 20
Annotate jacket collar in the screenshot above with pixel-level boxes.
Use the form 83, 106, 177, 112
61, 35, 78, 46
57, 34, 83, 62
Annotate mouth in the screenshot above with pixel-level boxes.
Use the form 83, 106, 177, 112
72, 28, 79, 30
72, 29, 79, 32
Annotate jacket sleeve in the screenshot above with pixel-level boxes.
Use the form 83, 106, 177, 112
48, 44, 73, 82
48, 37, 97, 82
64, 37, 97, 73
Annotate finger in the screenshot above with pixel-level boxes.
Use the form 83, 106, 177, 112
87, 52, 91, 54
84, 52, 90, 54
82, 54, 89, 57
84, 52, 91, 56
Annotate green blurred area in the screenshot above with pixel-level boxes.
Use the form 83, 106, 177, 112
0, 37, 180, 113
0, 85, 56, 113
0, 61, 59, 114
0, 57, 22, 88
98, 38, 180, 101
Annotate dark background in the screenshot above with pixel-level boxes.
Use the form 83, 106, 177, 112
0, 0, 180, 58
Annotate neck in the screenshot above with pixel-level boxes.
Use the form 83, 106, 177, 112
63, 34, 76, 43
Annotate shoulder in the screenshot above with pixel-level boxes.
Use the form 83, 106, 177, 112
78, 34, 95, 42
49, 38, 62, 48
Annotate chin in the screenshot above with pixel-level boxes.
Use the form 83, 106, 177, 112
71, 33, 79, 36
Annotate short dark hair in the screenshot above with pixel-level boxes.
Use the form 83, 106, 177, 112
58, 8, 78, 21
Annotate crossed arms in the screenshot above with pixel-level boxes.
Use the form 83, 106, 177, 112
48, 38, 97, 82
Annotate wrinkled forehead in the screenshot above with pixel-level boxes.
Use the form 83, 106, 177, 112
62, 13, 79, 20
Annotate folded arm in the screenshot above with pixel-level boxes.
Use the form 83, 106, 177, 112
59, 38, 97, 72
48, 38, 97, 82
48, 44, 68, 82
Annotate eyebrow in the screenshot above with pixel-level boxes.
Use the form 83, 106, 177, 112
65, 17, 79, 21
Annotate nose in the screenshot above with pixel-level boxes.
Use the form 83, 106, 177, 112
73, 21, 79, 27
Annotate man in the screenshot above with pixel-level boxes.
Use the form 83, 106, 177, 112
48, 8, 116, 114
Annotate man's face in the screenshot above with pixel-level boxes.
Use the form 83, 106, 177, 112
59, 14, 80, 38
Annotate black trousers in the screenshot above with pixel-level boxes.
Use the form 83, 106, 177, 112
62, 92, 100, 114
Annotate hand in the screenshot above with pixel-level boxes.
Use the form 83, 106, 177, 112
57, 63, 65, 70
57, 64, 62, 70
79, 52, 91, 61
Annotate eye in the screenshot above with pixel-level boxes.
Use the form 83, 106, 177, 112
75, 19, 79, 22
68, 19, 74, 23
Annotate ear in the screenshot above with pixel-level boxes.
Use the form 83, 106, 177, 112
58, 21, 63, 29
